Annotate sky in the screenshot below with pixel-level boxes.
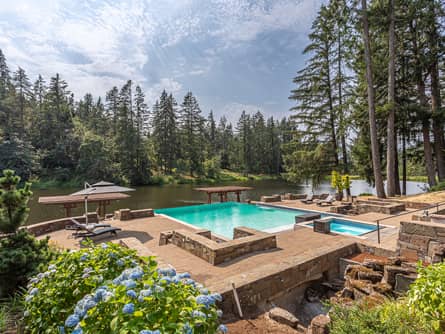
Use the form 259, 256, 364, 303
0, 0, 323, 123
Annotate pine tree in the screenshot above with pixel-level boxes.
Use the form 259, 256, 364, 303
12, 67, 31, 134
236, 111, 252, 174
179, 92, 205, 176
152, 91, 178, 173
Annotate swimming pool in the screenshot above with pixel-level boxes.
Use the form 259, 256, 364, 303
307, 218, 377, 236
156, 202, 324, 238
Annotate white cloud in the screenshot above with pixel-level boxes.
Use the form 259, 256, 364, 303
144, 78, 183, 104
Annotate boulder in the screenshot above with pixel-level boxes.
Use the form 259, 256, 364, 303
383, 265, 415, 286
357, 270, 383, 283
268, 307, 300, 329
310, 314, 331, 334
394, 273, 417, 293
373, 282, 393, 295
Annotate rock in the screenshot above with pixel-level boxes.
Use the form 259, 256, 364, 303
310, 314, 331, 334
373, 282, 393, 295
394, 273, 417, 293
383, 265, 415, 286
388, 256, 403, 266
268, 307, 300, 329
357, 270, 383, 283
344, 265, 373, 280
362, 258, 388, 272
339, 287, 354, 299
350, 279, 374, 295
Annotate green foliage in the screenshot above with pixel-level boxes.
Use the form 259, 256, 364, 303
0, 230, 55, 297
24, 242, 224, 334
329, 299, 432, 334
203, 157, 221, 179
430, 181, 445, 192
408, 262, 445, 332
0, 169, 32, 233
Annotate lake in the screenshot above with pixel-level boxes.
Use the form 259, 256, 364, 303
26, 179, 427, 225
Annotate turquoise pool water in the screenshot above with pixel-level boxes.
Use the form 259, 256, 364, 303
156, 202, 377, 238
308, 219, 377, 236
156, 202, 324, 239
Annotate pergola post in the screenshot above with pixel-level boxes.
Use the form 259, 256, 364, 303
207, 193, 212, 204
236, 191, 241, 202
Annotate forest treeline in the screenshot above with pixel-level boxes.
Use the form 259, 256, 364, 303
285, 0, 445, 196
0, 49, 291, 185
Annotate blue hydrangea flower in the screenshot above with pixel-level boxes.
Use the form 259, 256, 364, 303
58, 326, 65, 334
158, 267, 176, 277
81, 273, 90, 279
29, 277, 39, 284
123, 303, 135, 314
116, 259, 125, 267
25, 295, 33, 302
210, 293, 222, 302
154, 285, 164, 294
217, 324, 228, 333
48, 264, 56, 270
199, 288, 209, 295
29, 288, 39, 296
172, 276, 180, 284
101, 243, 108, 249
140, 289, 152, 297
139, 330, 161, 334
83, 267, 93, 274
72, 327, 83, 334
183, 279, 195, 286
182, 323, 192, 334
24, 311, 30, 317
159, 276, 172, 285
178, 272, 191, 279
121, 279, 137, 289
127, 290, 137, 298
217, 310, 223, 318
80, 254, 88, 261
195, 295, 216, 309
129, 267, 144, 280
192, 310, 207, 318
65, 314, 80, 327
108, 252, 116, 258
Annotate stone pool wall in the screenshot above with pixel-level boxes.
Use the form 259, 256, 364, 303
162, 227, 277, 265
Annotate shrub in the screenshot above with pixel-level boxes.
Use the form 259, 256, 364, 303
0, 230, 55, 297
24, 242, 226, 334
408, 262, 445, 333
329, 299, 432, 334
430, 181, 445, 192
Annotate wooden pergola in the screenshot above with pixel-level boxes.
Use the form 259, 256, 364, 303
194, 186, 253, 204
38, 193, 130, 217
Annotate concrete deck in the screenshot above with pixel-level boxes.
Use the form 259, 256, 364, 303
39, 214, 356, 292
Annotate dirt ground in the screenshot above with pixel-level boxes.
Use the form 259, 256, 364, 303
402, 190, 445, 203
226, 315, 305, 334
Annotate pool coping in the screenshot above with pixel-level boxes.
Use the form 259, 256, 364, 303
156, 202, 396, 240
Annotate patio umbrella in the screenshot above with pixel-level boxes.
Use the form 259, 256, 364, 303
70, 181, 135, 224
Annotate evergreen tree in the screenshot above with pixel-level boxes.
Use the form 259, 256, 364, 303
179, 92, 205, 176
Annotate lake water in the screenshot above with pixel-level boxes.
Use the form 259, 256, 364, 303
27, 179, 427, 225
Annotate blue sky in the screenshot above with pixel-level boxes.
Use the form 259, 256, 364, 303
0, 0, 323, 123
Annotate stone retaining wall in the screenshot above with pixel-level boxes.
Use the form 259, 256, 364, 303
25, 213, 99, 237
218, 242, 359, 316
165, 227, 277, 265
355, 200, 405, 214
114, 208, 154, 221
398, 220, 445, 263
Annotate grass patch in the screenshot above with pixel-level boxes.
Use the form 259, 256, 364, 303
0, 295, 24, 333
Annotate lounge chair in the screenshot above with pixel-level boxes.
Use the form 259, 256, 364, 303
315, 194, 335, 206
66, 218, 111, 232
300, 193, 314, 204
74, 226, 122, 239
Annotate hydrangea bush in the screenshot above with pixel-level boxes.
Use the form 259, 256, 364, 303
24, 242, 227, 334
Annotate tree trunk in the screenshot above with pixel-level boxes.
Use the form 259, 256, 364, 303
361, 0, 386, 198
402, 132, 407, 195
422, 121, 436, 187
411, 20, 436, 187
325, 46, 339, 167
386, 0, 396, 197
428, 2, 445, 181
394, 132, 401, 195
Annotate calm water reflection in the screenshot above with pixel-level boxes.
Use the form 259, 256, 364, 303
27, 179, 426, 225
